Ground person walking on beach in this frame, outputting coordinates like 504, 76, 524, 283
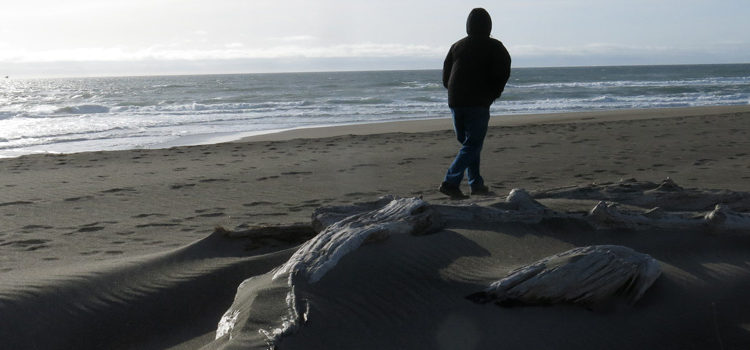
439, 8, 511, 199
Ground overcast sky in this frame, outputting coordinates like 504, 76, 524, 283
2, 0, 749, 77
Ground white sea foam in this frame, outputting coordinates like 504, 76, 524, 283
54, 104, 111, 114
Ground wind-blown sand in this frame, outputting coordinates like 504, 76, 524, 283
1, 105, 749, 349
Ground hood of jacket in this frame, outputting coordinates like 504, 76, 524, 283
466, 8, 492, 37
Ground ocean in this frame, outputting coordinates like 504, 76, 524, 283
1, 64, 749, 158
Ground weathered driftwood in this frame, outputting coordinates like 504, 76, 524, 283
704, 204, 750, 231
434, 188, 555, 227
310, 195, 397, 233
432, 185, 750, 233
276, 197, 443, 283
586, 200, 750, 232
214, 197, 443, 349
468, 245, 661, 307
534, 178, 750, 212
502, 188, 551, 213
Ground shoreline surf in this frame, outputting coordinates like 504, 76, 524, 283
2, 105, 749, 159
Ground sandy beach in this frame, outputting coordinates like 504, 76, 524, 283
2, 105, 750, 349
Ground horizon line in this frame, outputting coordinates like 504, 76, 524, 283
5, 61, 750, 80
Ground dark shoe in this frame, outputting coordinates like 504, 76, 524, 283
439, 182, 468, 199
470, 184, 491, 196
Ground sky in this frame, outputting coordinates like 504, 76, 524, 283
1, 0, 749, 78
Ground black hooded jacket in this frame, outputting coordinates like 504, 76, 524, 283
443, 8, 511, 108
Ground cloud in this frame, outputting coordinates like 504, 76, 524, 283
273, 35, 318, 43
506, 42, 750, 57
510, 43, 676, 57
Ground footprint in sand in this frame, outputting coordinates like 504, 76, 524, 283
100, 187, 137, 194
256, 176, 280, 181
21, 225, 53, 231
76, 221, 109, 233
198, 178, 230, 183
0, 238, 50, 251
530, 142, 556, 148
244, 212, 289, 217
80, 250, 101, 256
242, 201, 276, 207
170, 183, 196, 190
64, 196, 94, 202
198, 212, 226, 218
0, 201, 33, 207
135, 222, 180, 228
344, 191, 380, 197
195, 207, 226, 213
132, 213, 168, 219
692, 159, 715, 166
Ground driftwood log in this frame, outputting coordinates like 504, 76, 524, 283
468, 245, 661, 307
214, 197, 443, 348
277, 197, 443, 283
534, 177, 750, 212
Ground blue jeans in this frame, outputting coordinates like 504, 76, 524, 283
443, 106, 490, 188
